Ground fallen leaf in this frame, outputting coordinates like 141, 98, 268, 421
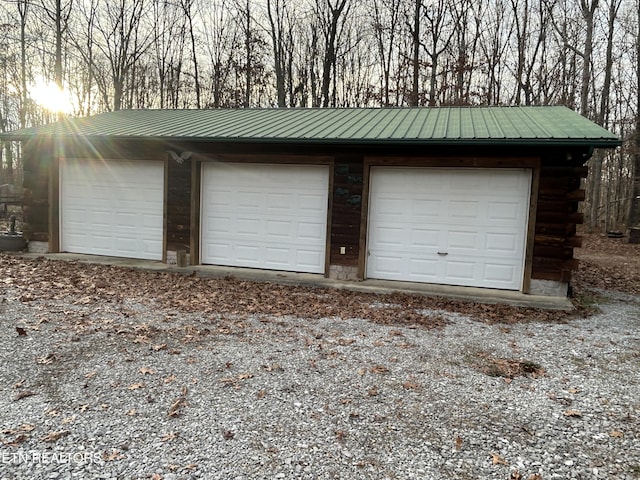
36, 353, 56, 365
222, 430, 234, 440
16, 327, 27, 336
61, 416, 76, 425
403, 380, 420, 390
152, 344, 167, 351
151, 474, 163, 480
164, 375, 177, 384
491, 452, 508, 465
14, 390, 36, 401
84, 371, 97, 379
568, 387, 581, 394
370, 365, 389, 374
455, 435, 463, 450
42, 430, 69, 442
256, 389, 267, 399
564, 409, 583, 417
139, 367, 156, 375
128, 383, 145, 390
335, 429, 346, 443
127, 409, 138, 416
102, 449, 123, 461
161, 431, 179, 442
168, 396, 187, 418
610, 430, 624, 438
3, 434, 29, 446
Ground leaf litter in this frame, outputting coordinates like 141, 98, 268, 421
0, 255, 584, 336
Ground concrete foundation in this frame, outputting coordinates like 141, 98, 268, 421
27, 241, 49, 254
166, 250, 191, 267
329, 264, 359, 281
529, 279, 569, 297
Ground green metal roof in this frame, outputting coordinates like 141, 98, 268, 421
0, 106, 621, 148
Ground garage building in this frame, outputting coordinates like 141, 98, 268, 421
2, 106, 620, 298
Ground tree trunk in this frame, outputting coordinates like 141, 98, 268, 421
18, 0, 28, 129
579, 0, 598, 117
267, 0, 286, 107
320, 0, 348, 108
184, 0, 201, 109
629, 1, 640, 242
588, 0, 620, 231
409, 0, 420, 107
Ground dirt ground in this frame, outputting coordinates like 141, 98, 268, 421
573, 231, 640, 296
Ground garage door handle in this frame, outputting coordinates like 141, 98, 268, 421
437, 252, 448, 256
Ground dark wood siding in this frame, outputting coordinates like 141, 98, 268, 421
22, 140, 51, 242
329, 156, 363, 266
531, 157, 588, 283
166, 159, 191, 253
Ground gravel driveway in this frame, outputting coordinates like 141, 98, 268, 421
1, 260, 639, 480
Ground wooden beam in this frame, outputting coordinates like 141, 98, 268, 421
189, 160, 201, 265
48, 154, 60, 253
324, 159, 335, 277
357, 161, 373, 281
522, 163, 541, 294
162, 155, 169, 263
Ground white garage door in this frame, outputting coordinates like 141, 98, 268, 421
201, 163, 329, 273
367, 167, 531, 290
60, 159, 164, 260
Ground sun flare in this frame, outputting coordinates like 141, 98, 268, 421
29, 77, 73, 113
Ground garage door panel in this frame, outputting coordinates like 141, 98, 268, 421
484, 263, 518, 284
201, 163, 328, 273
298, 222, 324, 240
413, 199, 443, 218
448, 230, 480, 250
367, 167, 531, 290
445, 260, 477, 281
61, 159, 163, 260
486, 233, 519, 253
410, 229, 440, 248
409, 259, 440, 280
370, 254, 405, 276
450, 200, 479, 219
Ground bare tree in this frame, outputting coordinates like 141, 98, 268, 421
371, 0, 401, 106
589, 0, 623, 229
421, 0, 454, 106
315, 0, 349, 107
91, 0, 154, 111
181, 0, 201, 108
267, 0, 292, 107
628, 0, 640, 241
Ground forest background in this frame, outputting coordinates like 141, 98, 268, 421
0, 0, 639, 234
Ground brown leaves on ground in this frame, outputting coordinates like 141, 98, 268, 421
573, 232, 640, 296
476, 353, 545, 380
167, 387, 188, 417
1, 424, 36, 446
41, 430, 70, 442
0, 254, 581, 328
